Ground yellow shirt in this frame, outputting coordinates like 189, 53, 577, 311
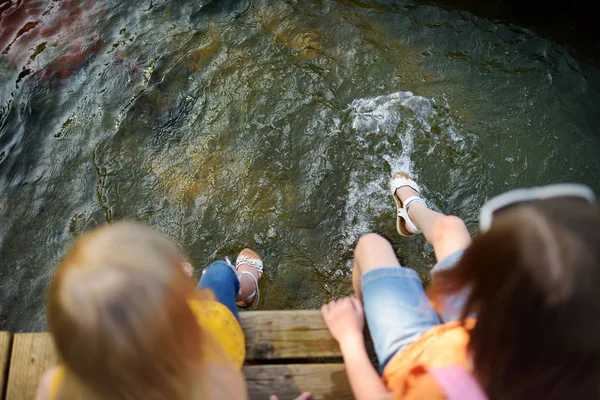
187, 298, 245, 368
50, 297, 245, 398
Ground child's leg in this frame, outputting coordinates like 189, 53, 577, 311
395, 185, 471, 262
394, 182, 472, 322
199, 261, 241, 319
199, 252, 262, 319
351, 201, 471, 300
352, 233, 441, 372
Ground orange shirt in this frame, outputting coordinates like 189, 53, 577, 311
383, 319, 476, 398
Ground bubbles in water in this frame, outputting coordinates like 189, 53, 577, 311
350, 91, 433, 174
342, 91, 463, 247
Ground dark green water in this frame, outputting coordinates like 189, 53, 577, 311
1, 0, 599, 331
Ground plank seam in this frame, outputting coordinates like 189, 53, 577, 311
244, 356, 344, 365
1, 333, 14, 400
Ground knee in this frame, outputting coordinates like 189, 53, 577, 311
432, 215, 468, 243
354, 233, 401, 273
201, 261, 236, 283
355, 233, 392, 258
356, 232, 387, 249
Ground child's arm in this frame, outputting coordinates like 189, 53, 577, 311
321, 297, 390, 400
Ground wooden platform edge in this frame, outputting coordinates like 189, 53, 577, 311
1, 332, 14, 400
240, 310, 374, 361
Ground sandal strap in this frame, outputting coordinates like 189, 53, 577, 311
390, 176, 420, 196
397, 197, 426, 235
235, 255, 263, 276
403, 196, 426, 210
236, 270, 259, 307
398, 206, 422, 234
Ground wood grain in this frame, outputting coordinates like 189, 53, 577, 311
0, 332, 13, 399
6, 333, 57, 400
3, 311, 373, 399
241, 310, 342, 360
241, 310, 374, 361
244, 363, 352, 400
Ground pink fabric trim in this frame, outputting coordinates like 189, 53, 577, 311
430, 365, 488, 400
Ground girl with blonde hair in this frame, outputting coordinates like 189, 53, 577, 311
36, 221, 310, 400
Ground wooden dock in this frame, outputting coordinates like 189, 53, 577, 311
0, 310, 373, 399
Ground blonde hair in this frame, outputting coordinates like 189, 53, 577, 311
47, 222, 246, 400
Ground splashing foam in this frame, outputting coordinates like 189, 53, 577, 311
351, 91, 433, 174
343, 91, 435, 247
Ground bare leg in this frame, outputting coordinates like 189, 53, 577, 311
352, 233, 401, 300
395, 176, 471, 262
352, 175, 471, 298
394, 179, 474, 322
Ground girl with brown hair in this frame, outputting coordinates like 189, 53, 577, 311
35, 222, 310, 400
321, 172, 599, 400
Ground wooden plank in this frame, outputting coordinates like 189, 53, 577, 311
3, 335, 356, 400
241, 311, 339, 360
241, 310, 374, 361
6, 333, 57, 400
0, 332, 13, 399
244, 363, 352, 400
2, 311, 372, 398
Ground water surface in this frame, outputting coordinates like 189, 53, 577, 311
1, 0, 599, 331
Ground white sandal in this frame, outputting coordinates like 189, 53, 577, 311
389, 172, 427, 237
233, 248, 263, 308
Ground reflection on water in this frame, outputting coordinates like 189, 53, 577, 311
1, 0, 599, 331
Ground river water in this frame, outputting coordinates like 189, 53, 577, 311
1, 0, 599, 331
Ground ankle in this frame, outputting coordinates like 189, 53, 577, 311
237, 264, 259, 280
395, 186, 419, 204
406, 201, 427, 229
237, 272, 258, 300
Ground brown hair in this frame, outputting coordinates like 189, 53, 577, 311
429, 198, 600, 400
47, 222, 246, 400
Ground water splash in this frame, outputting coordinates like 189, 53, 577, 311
342, 91, 452, 247
350, 91, 433, 175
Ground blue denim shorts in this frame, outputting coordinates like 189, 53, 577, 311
198, 261, 240, 320
362, 248, 468, 372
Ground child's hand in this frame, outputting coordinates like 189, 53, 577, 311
321, 296, 364, 346
181, 262, 194, 278
270, 392, 312, 400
